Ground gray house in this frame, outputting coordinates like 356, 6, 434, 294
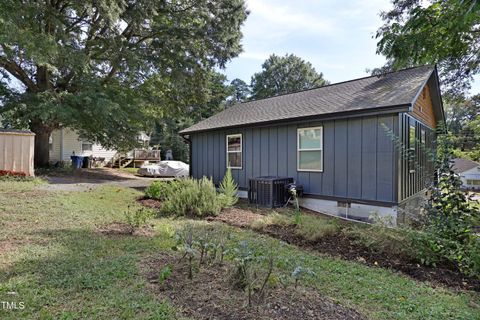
180, 65, 445, 223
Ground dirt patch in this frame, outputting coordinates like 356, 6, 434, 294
214, 207, 480, 292
141, 253, 365, 320
207, 207, 265, 228
95, 222, 155, 237
137, 197, 162, 209
0, 239, 24, 256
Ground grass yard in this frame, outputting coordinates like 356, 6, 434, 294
0, 180, 479, 319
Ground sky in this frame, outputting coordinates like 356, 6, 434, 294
223, 0, 480, 94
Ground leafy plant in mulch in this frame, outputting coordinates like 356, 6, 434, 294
230, 240, 277, 307
218, 167, 239, 207
158, 265, 173, 285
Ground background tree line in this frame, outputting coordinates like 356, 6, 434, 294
153, 53, 328, 162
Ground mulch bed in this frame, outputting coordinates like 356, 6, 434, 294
95, 222, 155, 237
137, 197, 162, 209
207, 207, 265, 227
211, 208, 480, 292
141, 253, 365, 320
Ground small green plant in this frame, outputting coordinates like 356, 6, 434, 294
230, 240, 275, 307
291, 265, 316, 289
218, 167, 238, 207
124, 207, 155, 233
158, 265, 173, 285
293, 210, 302, 225
175, 226, 198, 279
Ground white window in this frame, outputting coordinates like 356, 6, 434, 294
297, 126, 323, 172
81, 141, 93, 152
420, 129, 426, 144
409, 123, 416, 150
226, 134, 242, 169
467, 179, 480, 186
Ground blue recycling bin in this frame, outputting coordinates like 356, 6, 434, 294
70, 156, 84, 169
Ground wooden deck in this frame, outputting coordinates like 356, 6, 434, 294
111, 149, 161, 168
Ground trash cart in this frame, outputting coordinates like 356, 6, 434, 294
70, 156, 84, 169
82, 156, 91, 168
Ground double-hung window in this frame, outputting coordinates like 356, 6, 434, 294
297, 127, 323, 172
81, 141, 93, 152
226, 134, 242, 169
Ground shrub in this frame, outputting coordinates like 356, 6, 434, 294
145, 181, 171, 200
420, 132, 480, 276
218, 168, 238, 207
160, 177, 223, 217
0, 170, 27, 178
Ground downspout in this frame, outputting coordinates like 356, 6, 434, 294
181, 134, 192, 177
60, 128, 64, 161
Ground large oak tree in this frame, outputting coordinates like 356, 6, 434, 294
375, 0, 480, 95
250, 54, 328, 99
0, 0, 248, 166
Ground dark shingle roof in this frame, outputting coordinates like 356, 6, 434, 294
452, 158, 480, 173
181, 65, 435, 134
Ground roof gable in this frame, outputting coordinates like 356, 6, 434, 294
181, 65, 436, 134
452, 158, 480, 174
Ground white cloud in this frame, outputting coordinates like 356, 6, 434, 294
245, 0, 336, 38
227, 0, 394, 83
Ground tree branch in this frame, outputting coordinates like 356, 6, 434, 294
0, 57, 37, 92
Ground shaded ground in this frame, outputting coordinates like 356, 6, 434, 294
209, 206, 480, 292
95, 222, 155, 237
37, 168, 171, 191
141, 253, 366, 320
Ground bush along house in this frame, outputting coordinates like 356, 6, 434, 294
180, 66, 445, 224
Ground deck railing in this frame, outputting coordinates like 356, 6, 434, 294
133, 149, 161, 160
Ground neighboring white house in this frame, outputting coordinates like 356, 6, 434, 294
49, 128, 117, 165
452, 158, 480, 190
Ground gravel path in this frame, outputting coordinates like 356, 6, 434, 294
36, 168, 172, 192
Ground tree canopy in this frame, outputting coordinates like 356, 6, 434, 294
444, 94, 480, 160
228, 78, 251, 104
250, 54, 328, 99
0, 0, 248, 166
375, 0, 480, 95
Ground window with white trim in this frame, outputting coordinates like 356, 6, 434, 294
81, 141, 93, 152
226, 134, 242, 169
466, 179, 480, 186
297, 127, 323, 171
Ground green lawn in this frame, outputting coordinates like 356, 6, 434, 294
0, 180, 478, 319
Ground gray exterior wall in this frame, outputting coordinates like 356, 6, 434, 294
190, 114, 399, 204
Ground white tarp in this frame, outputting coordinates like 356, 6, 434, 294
137, 161, 189, 177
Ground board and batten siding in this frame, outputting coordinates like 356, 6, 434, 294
190, 114, 398, 203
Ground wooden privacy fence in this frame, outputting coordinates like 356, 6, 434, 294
0, 129, 35, 176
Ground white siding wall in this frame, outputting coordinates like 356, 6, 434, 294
90, 143, 117, 162
49, 130, 62, 161
49, 128, 117, 163
460, 167, 480, 190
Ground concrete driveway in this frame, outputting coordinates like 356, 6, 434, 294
37, 168, 173, 192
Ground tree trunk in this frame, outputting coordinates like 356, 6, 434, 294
30, 122, 53, 167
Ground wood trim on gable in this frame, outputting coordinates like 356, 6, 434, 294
412, 84, 436, 128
